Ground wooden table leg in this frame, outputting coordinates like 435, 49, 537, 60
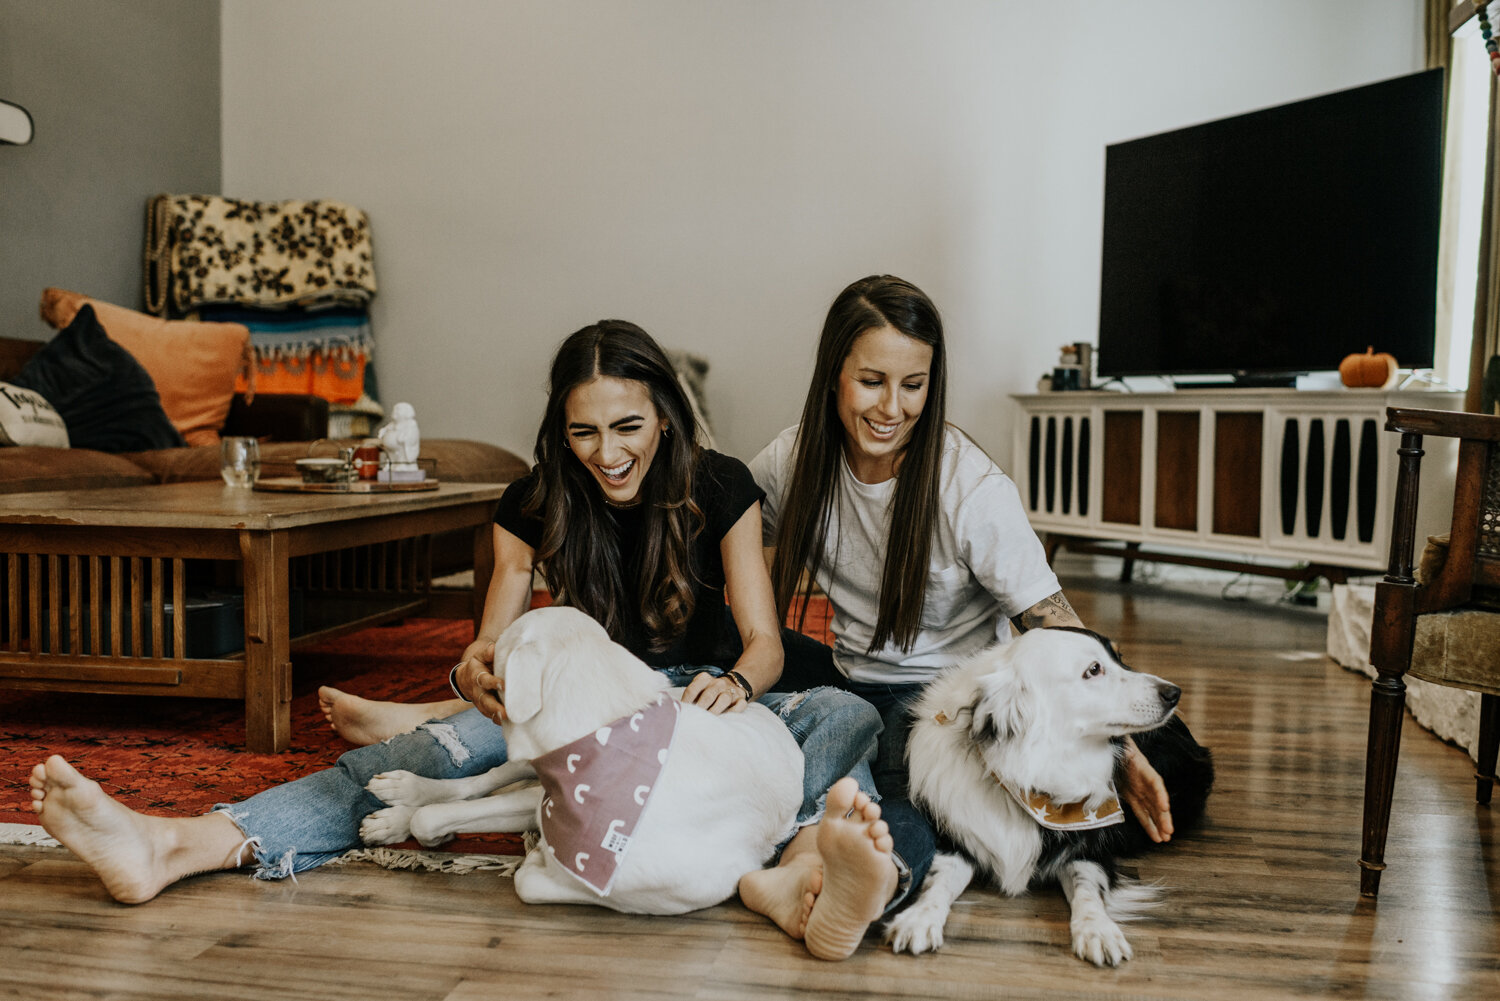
241, 529, 292, 752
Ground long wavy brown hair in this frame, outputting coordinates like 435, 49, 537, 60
770, 275, 947, 654
524, 320, 703, 651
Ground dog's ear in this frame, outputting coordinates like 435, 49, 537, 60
970, 670, 1031, 747
498, 634, 546, 724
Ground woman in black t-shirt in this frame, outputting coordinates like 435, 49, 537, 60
325, 320, 791, 726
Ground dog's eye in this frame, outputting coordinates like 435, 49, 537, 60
1083, 661, 1103, 679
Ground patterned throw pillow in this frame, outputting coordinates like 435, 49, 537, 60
10, 305, 185, 453
0, 380, 69, 448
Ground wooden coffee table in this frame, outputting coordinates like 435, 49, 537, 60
0, 480, 507, 751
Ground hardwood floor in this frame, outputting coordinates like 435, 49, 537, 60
3, 558, 1497, 1000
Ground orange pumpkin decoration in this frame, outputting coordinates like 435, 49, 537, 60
1339, 346, 1398, 389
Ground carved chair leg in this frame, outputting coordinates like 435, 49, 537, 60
1360, 671, 1408, 897
1477, 692, 1500, 806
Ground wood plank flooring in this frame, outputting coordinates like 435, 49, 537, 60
3, 558, 1498, 1000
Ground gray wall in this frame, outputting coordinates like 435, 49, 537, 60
222, 0, 1424, 465
0, 0, 220, 342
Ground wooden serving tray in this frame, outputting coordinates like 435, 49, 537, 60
253, 477, 441, 494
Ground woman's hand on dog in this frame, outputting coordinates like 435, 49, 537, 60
1120, 737, 1173, 842
680, 672, 749, 715
455, 640, 507, 722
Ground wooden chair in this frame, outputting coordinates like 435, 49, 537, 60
1362, 407, 1500, 896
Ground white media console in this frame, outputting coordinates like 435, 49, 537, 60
1011, 388, 1465, 581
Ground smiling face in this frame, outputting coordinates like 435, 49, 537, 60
835, 324, 934, 483
564, 375, 667, 506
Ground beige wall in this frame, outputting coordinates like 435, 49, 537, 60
221, 0, 1423, 465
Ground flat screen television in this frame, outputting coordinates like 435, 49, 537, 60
1096, 68, 1444, 386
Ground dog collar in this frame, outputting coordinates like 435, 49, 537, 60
532, 693, 679, 895
994, 776, 1125, 831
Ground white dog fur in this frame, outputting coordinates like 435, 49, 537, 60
358, 605, 803, 915
887, 627, 1182, 965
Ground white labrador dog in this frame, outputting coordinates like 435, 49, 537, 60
887, 626, 1212, 966
358, 605, 803, 915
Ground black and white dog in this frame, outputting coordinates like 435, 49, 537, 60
888, 627, 1214, 965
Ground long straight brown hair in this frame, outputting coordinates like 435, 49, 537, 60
770, 275, 947, 653
524, 320, 703, 651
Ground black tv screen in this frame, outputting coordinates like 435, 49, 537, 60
1096, 68, 1443, 383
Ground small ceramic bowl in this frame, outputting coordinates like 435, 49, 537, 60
295, 457, 353, 483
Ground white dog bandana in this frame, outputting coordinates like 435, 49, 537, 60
531, 694, 679, 895
996, 777, 1125, 831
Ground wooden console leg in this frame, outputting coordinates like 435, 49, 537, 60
1120, 541, 1141, 583
1360, 671, 1408, 896
241, 529, 292, 753
1318, 565, 1349, 586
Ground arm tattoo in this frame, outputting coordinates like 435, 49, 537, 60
1011, 590, 1082, 632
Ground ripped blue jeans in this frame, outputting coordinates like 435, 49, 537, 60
215, 668, 880, 879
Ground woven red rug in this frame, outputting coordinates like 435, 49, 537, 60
0, 618, 477, 830
2, 597, 834, 854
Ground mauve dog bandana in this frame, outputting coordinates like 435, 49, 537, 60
531, 693, 680, 894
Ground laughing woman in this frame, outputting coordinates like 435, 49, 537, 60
29, 321, 887, 959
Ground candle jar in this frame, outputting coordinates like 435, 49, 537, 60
354, 439, 384, 481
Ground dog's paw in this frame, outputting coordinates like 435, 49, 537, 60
1071, 916, 1133, 967
409, 806, 458, 849
359, 806, 416, 845
366, 770, 449, 807
883, 905, 946, 954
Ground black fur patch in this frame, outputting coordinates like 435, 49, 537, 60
1047, 625, 1132, 668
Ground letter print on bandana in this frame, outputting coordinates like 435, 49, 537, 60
531, 693, 680, 894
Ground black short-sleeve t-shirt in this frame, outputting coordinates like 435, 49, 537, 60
494, 449, 764, 668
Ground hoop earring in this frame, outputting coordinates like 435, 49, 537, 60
662, 424, 672, 439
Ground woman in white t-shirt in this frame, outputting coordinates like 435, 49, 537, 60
737, 275, 1173, 957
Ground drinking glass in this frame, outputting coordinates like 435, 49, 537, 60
220, 436, 260, 487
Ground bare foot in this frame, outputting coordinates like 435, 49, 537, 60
739, 848, 824, 939
319, 687, 464, 746
29, 756, 246, 904
803, 777, 898, 961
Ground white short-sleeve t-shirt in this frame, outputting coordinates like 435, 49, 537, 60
750, 424, 1061, 684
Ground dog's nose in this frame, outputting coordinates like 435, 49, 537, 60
1158, 683, 1181, 709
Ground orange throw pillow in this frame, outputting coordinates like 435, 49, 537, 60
40, 288, 252, 447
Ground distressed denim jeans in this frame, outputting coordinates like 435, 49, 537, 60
217, 665, 880, 879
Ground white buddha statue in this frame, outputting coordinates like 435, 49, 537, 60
378, 402, 421, 472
